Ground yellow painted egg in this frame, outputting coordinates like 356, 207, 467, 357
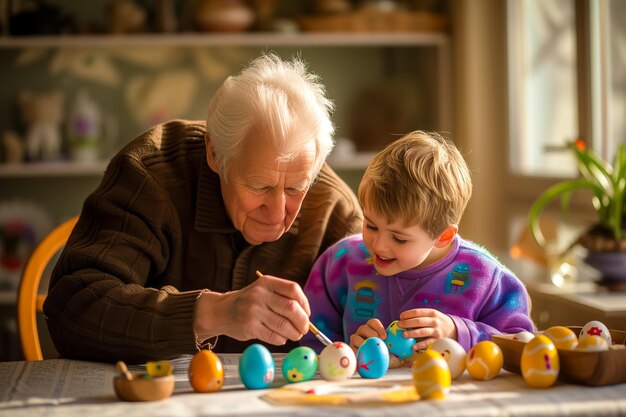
465, 340, 502, 381
520, 334, 560, 388
579, 320, 612, 346
412, 349, 451, 400
543, 326, 578, 350
429, 338, 466, 379
575, 335, 609, 352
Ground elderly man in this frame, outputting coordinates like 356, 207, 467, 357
44, 53, 362, 363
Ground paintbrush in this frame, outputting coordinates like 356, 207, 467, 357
255, 270, 332, 346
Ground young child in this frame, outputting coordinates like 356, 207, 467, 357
302, 131, 534, 355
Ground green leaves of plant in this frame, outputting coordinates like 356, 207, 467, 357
528, 141, 626, 249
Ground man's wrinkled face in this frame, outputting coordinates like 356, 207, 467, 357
216, 135, 316, 245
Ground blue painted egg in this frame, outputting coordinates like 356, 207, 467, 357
357, 337, 389, 379
386, 320, 415, 359
239, 344, 275, 389
282, 346, 318, 383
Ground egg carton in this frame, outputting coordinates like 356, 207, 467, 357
492, 326, 626, 386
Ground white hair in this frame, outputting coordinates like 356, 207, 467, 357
205, 53, 335, 180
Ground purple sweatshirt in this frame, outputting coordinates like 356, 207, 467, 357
302, 234, 535, 352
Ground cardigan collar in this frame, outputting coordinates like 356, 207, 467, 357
194, 155, 236, 233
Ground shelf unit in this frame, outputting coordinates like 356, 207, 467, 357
0, 31, 451, 176
0, 161, 109, 177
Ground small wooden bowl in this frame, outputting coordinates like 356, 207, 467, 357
113, 374, 175, 402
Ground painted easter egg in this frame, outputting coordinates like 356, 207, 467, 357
188, 350, 224, 393
412, 349, 451, 400
282, 346, 318, 383
319, 341, 357, 381
575, 335, 609, 352
429, 338, 466, 379
521, 334, 560, 388
543, 326, 578, 350
357, 337, 390, 379
386, 320, 416, 359
465, 340, 502, 381
146, 360, 173, 377
239, 344, 275, 389
512, 331, 535, 343
579, 320, 612, 346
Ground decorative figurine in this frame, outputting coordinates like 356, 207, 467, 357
19, 89, 64, 162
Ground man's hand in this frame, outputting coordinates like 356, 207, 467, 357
398, 308, 457, 351
349, 318, 387, 352
194, 274, 311, 346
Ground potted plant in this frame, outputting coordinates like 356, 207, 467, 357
528, 139, 626, 287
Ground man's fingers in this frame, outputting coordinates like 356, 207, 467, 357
256, 322, 288, 346
267, 299, 308, 340
260, 275, 311, 317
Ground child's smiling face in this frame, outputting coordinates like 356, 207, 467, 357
361, 207, 440, 276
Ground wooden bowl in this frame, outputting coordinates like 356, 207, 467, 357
113, 374, 175, 402
492, 327, 626, 386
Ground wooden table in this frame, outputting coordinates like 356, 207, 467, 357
1, 354, 625, 417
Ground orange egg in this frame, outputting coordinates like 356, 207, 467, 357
521, 334, 559, 388
543, 326, 578, 350
189, 350, 224, 393
466, 340, 502, 381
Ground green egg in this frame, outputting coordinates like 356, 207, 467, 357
282, 346, 318, 383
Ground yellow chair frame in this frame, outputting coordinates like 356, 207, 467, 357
17, 216, 78, 361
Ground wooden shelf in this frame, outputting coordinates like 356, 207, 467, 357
0, 156, 371, 177
0, 161, 108, 178
0, 32, 449, 48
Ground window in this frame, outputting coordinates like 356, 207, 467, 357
507, 0, 626, 178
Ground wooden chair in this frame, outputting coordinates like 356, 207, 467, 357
17, 216, 78, 361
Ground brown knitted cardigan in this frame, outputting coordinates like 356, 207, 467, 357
44, 120, 362, 363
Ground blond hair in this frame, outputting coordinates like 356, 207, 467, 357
358, 131, 472, 238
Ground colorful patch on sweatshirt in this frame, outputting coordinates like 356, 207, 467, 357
445, 262, 470, 294
348, 280, 380, 319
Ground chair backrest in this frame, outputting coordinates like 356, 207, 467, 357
17, 216, 78, 361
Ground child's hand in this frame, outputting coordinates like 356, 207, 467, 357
349, 318, 387, 352
398, 308, 457, 351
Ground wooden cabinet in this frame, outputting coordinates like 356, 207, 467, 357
528, 283, 626, 331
